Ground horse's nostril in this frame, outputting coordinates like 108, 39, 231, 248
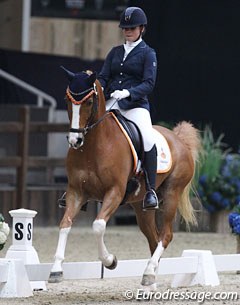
76, 138, 82, 145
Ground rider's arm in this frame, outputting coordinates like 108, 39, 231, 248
128, 48, 157, 101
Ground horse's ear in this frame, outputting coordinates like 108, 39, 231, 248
60, 66, 75, 81
88, 71, 97, 85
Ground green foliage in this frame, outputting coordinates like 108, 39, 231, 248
197, 125, 229, 181
196, 126, 240, 213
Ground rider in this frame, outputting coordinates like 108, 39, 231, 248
98, 7, 158, 210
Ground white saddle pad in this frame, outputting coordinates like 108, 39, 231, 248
152, 128, 172, 173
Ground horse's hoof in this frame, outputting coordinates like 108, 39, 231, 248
105, 255, 118, 270
48, 271, 63, 283
141, 274, 157, 291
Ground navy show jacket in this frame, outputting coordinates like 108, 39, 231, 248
98, 40, 157, 111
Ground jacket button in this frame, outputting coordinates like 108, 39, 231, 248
120, 72, 123, 75
120, 63, 123, 66
119, 81, 122, 84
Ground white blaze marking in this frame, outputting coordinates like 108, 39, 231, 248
69, 104, 81, 144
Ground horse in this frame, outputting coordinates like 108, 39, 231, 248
48, 68, 201, 291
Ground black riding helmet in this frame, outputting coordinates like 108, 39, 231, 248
119, 7, 147, 29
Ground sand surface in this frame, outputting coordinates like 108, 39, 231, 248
0, 225, 239, 304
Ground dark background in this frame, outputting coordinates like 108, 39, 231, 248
31, 0, 128, 20
1, 0, 240, 150
139, 0, 240, 151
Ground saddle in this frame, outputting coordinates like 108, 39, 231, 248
109, 109, 144, 164
109, 109, 145, 205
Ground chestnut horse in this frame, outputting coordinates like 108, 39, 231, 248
49, 68, 201, 290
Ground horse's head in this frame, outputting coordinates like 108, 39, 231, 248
62, 66, 99, 149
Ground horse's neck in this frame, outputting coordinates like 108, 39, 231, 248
98, 93, 107, 116
94, 90, 107, 122
95, 80, 107, 117
96, 105, 106, 120
90, 83, 109, 135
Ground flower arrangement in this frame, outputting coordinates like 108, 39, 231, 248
228, 203, 240, 235
0, 213, 10, 250
196, 126, 240, 213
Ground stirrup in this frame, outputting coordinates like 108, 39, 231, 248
58, 192, 66, 209
142, 189, 159, 211
58, 192, 88, 211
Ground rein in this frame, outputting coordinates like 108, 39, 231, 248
69, 112, 111, 135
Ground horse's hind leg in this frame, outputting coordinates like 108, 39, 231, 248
48, 188, 83, 283
132, 203, 159, 255
136, 189, 180, 291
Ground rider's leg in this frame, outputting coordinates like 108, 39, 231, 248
121, 108, 158, 210
142, 144, 158, 210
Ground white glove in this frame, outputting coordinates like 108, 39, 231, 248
110, 89, 130, 101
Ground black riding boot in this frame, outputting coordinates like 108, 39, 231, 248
142, 145, 159, 210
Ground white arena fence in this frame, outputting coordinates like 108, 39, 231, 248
0, 208, 240, 298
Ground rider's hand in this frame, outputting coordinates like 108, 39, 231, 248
110, 89, 130, 101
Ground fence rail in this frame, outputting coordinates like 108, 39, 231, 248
0, 106, 68, 208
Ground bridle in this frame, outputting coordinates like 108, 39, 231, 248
66, 86, 95, 105
66, 82, 110, 148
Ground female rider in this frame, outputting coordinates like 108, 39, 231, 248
98, 7, 158, 210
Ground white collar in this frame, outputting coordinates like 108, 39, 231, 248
124, 37, 142, 49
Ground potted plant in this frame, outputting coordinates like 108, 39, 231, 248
228, 203, 240, 274
0, 213, 10, 251
196, 126, 240, 232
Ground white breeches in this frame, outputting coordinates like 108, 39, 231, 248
106, 100, 155, 152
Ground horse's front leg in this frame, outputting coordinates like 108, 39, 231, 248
48, 188, 83, 283
132, 202, 161, 291
92, 218, 117, 269
92, 187, 122, 269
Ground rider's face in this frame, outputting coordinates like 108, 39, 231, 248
122, 26, 142, 42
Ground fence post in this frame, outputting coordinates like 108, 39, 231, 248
16, 106, 30, 208
5, 208, 46, 291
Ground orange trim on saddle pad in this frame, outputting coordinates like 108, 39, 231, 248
110, 112, 138, 173
110, 112, 173, 174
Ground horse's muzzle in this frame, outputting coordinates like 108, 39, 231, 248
67, 135, 84, 149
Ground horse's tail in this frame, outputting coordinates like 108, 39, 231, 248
173, 121, 202, 228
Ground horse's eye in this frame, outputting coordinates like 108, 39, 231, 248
86, 99, 93, 106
